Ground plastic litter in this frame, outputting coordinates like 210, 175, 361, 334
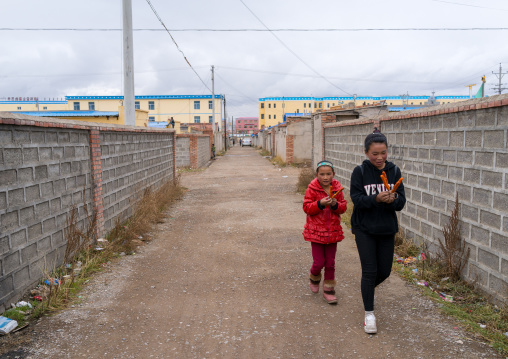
403, 257, 417, 265
0, 316, 18, 335
15, 301, 32, 309
504, 332, 508, 337
412, 268, 418, 274
94, 247, 104, 251
479, 324, 486, 329
44, 278, 61, 286
416, 280, 428, 287
34, 296, 43, 301
441, 277, 449, 282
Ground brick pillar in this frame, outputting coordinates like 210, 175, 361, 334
272, 130, 275, 157
286, 135, 294, 164
89, 129, 105, 239
172, 131, 177, 180
190, 134, 198, 169
322, 123, 326, 161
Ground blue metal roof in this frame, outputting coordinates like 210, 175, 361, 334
387, 106, 425, 112
66, 95, 222, 100
17, 111, 119, 117
259, 95, 469, 101
148, 121, 170, 128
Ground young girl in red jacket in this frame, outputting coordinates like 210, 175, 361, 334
303, 161, 347, 304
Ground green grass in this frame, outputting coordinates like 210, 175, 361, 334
2, 305, 33, 327
259, 149, 270, 157
394, 261, 508, 355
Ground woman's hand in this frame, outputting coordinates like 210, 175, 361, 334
376, 191, 395, 203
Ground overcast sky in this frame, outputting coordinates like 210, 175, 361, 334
1, 0, 507, 117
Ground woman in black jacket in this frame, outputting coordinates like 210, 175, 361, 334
350, 132, 406, 334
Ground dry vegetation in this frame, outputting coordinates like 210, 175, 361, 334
1, 177, 185, 347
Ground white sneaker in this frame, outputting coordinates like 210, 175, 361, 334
364, 313, 377, 334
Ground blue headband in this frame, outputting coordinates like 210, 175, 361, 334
316, 161, 334, 172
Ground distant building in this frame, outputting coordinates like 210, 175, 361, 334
0, 94, 224, 128
258, 95, 470, 127
235, 117, 259, 134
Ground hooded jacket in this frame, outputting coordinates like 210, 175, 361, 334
350, 159, 406, 235
303, 178, 348, 244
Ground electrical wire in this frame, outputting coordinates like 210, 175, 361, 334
144, 0, 211, 92
239, 0, 352, 96
428, 0, 508, 12
2, 27, 508, 31
214, 71, 259, 103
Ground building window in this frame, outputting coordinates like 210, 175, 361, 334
43, 106, 47, 110
274, 115, 276, 119
269, 115, 271, 119
193, 101, 200, 110
319, 103, 322, 108
314, 103, 317, 108
74, 102, 80, 110
88, 102, 95, 110
209, 116, 213, 123
274, 103, 276, 108
411, 102, 414, 105
268, 104, 271, 108
420, 102, 422, 105
208, 100, 213, 109
261, 114, 264, 119
296, 109, 299, 113
149, 116, 155, 121
332, 103, 335, 107
261, 103, 264, 109
304, 103, 306, 108
135, 101, 140, 109
390, 102, 392, 105
327, 103, 330, 108
309, 103, 311, 108
16, 106, 21, 110
194, 116, 200, 123
149, 101, 155, 110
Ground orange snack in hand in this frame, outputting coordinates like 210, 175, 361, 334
380, 171, 391, 192
391, 178, 403, 193
330, 187, 344, 199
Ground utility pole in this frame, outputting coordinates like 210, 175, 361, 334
223, 95, 227, 152
122, 0, 135, 126
492, 63, 508, 95
211, 65, 215, 137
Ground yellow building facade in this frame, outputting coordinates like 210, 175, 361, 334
0, 95, 223, 127
258, 95, 470, 128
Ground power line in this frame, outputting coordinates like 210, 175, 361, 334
3, 27, 507, 32
239, 0, 352, 96
214, 71, 259, 103
428, 0, 508, 12
144, 0, 211, 92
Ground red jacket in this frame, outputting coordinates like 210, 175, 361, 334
303, 178, 347, 244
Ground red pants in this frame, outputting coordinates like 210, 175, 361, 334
310, 242, 337, 281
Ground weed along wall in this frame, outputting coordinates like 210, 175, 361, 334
0, 112, 176, 312
322, 94, 508, 303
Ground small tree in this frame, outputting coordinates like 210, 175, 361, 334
437, 192, 470, 281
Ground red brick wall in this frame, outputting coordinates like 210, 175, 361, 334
286, 135, 294, 164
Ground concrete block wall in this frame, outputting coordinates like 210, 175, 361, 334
322, 94, 508, 303
176, 134, 210, 169
176, 137, 191, 168
100, 131, 175, 232
0, 113, 176, 311
197, 136, 210, 168
0, 124, 92, 312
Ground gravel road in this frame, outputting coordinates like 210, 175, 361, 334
7, 146, 501, 358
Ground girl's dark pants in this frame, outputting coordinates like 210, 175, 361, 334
354, 229, 395, 311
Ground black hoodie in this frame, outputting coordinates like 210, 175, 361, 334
350, 159, 406, 236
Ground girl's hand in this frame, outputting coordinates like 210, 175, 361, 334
320, 197, 333, 207
330, 198, 338, 207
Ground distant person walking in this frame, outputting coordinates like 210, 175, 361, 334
240, 138, 243, 146
373, 127, 380, 133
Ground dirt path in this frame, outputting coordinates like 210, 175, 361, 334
13, 146, 500, 358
